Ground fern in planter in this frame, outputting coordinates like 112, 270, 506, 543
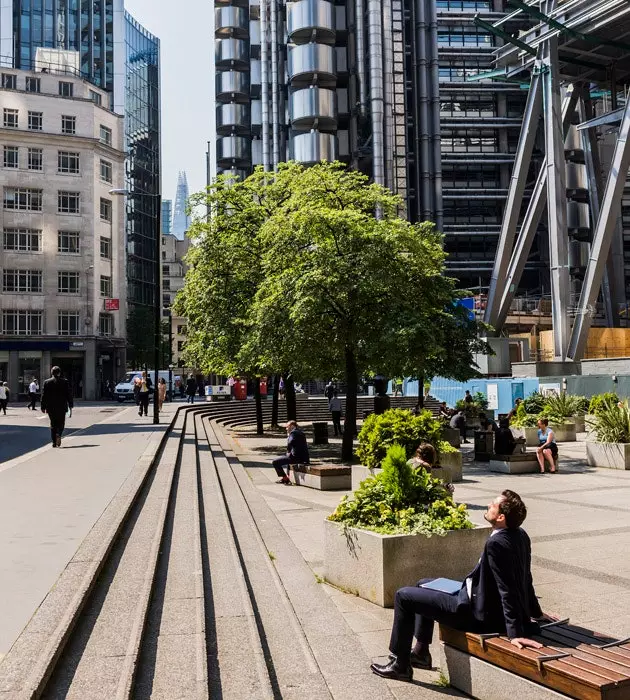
509, 404, 539, 429
523, 391, 546, 415
329, 444, 473, 535
588, 393, 620, 416
542, 392, 581, 426
587, 399, 630, 443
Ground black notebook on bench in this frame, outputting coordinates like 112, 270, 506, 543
420, 578, 462, 595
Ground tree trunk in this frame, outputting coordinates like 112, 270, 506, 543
417, 373, 424, 411
271, 373, 280, 428
342, 348, 358, 462
254, 377, 264, 435
285, 373, 297, 421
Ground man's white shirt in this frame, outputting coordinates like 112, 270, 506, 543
29, 382, 38, 393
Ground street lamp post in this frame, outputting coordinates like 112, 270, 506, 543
110, 188, 161, 424
168, 363, 173, 402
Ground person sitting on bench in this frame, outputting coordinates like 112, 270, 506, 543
494, 418, 517, 455
536, 418, 558, 474
371, 489, 550, 682
273, 420, 310, 485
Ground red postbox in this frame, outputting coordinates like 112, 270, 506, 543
260, 378, 268, 396
233, 379, 247, 400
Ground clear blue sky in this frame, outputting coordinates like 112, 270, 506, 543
124, 0, 213, 202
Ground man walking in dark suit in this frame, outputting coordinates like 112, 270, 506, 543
371, 489, 548, 682
41, 366, 74, 448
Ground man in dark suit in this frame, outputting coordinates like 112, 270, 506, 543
273, 420, 310, 484
41, 366, 73, 448
371, 490, 548, 682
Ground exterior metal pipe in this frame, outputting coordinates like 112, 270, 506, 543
367, 0, 385, 185
567, 93, 630, 361
355, 0, 367, 117
382, 0, 395, 189
409, 0, 422, 220
428, 0, 443, 230
270, 0, 280, 169
415, 0, 431, 216
484, 70, 542, 328
261, 0, 270, 171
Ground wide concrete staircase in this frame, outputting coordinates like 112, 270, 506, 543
0, 406, 396, 699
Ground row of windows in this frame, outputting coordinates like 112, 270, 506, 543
1, 310, 114, 336
2, 73, 76, 97
1, 270, 112, 296
2, 229, 111, 258
2, 145, 113, 182
437, 28, 493, 47
2, 107, 113, 145
3, 188, 113, 220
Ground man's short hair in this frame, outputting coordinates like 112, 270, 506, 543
499, 489, 527, 529
286, 420, 298, 429
51, 366, 61, 377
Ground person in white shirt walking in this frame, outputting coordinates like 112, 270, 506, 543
0, 382, 9, 415
27, 377, 39, 410
329, 390, 343, 437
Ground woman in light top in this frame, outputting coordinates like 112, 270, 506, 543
158, 377, 167, 411
536, 418, 557, 473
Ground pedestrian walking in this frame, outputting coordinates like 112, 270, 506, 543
0, 382, 9, 415
185, 375, 196, 404
27, 377, 39, 410
158, 377, 167, 411
133, 375, 142, 405
329, 390, 343, 436
324, 380, 335, 401
138, 372, 150, 417
41, 367, 73, 447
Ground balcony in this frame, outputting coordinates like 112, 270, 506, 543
215, 70, 249, 103
215, 38, 249, 69
287, 0, 335, 45
289, 131, 337, 163
216, 103, 250, 135
288, 43, 336, 87
215, 7, 249, 38
289, 87, 337, 129
216, 136, 251, 166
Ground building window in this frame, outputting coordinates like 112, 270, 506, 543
25, 76, 41, 93
58, 151, 80, 174
58, 191, 80, 214
1, 73, 17, 89
3, 188, 42, 211
59, 81, 74, 97
99, 313, 113, 337
57, 311, 80, 336
28, 148, 43, 171
58, 231, 80, 254
163, 279, 171, 290
177, 325, 187, 335
2, 269, 43, 293
3, 108, 18, 128
100, 125, 112, 146
3, 229, 42, 252
100, 275, 112, 298
100, 198, 112, 222
162, 264, 169, 275
3, 146, 18, 169
89, 89, 102, 106
2, 310, 42, 335
177, 340, 185, 352
61, 115, 76, 135
58, 271, 80, 294
100, 236, 112, 259
99, 159, 113, 184
28, 111, 43, 131
163, 294, 171, 307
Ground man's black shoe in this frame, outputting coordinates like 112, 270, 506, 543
370, 658, 412, 682
410, 650, 432, 669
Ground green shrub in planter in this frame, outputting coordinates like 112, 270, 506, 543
509, 404, 540, 429
587, 398, 630, 443
328, 444, 472, 535
542, 392, 582, 426
523, 391, 546, 415
573, 396, 589, 415
357, 408, 443, 469
588, 393, 620, 417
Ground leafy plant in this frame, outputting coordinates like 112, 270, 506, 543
587, 398, 630, 443
588, 393, 620, 416
573, 395, 589, 415
357, 408, 444, 469
328, 444, 473, 535
510, 404, 540, 429
436, 440, 458, 455
542, 392, 581, 426
473, 391, 489, 410
455, 398, 480, 421
523, 391, 546, 415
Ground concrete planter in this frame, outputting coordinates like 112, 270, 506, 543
513, 426, 540, 447
551, 423, 576, 442
351, 465, 381, 491
437, 451, 463, 483
573, 416, 586, 433
324, 520, 491, 607
586, 441, 630, 470
441, 426, 461, 449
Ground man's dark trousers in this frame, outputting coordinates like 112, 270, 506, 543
273, 456, 292, 478
389, 579, 479, 664
332, 411, 342, 436
49, 410, 66, 445
28, 392, 37, 410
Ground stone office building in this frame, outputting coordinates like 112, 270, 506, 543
0, 66, 126, 399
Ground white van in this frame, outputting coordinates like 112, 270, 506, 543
114, 370, 181, 402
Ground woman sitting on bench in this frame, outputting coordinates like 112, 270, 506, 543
536, 418, 558, 473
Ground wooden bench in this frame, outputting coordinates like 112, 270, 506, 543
439, 621, 630, 699
290, 464, 351, 491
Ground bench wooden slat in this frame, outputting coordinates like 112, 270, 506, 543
543, 625, 624, 651
541, 630, 630, 672
440, 626, 630, 700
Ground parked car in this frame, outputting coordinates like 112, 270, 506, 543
115, 370, 180, 402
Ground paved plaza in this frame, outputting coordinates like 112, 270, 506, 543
1, 407, 629, 697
